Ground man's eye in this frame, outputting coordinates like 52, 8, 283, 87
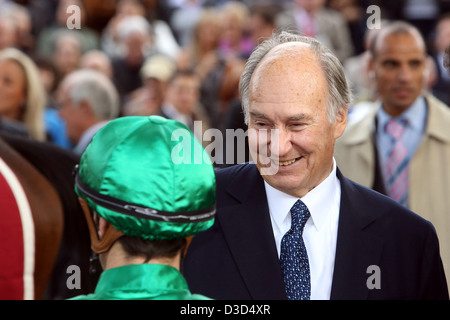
409, 60, 422, 68
383, 60, 398, 68
289, 123, 306, 130
254, 121, 271, 128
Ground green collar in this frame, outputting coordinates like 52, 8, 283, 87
70, 264, 210, 300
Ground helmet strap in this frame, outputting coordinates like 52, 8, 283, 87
78, 197, 125, 254
182, 235, 193, 258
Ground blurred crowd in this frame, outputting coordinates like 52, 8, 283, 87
0, 0, 450, 161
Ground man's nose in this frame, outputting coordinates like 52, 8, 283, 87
397, 65, 414, 82
270, 128, 292, 158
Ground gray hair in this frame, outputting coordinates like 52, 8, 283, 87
239, 31, 352, 124
116, 15, 153, 41
64, 69, 120, 120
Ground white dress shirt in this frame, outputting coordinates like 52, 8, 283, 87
265, 158, 341, 300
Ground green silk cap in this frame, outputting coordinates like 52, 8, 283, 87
75, 116, 216, 240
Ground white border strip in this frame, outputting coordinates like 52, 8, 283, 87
0, 157, 35, 300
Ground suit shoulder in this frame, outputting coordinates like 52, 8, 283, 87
214, 163, 263, 207
215, 163, 257, 184
426, 93, 450, 112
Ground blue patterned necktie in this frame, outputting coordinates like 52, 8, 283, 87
280, 199, 311, 300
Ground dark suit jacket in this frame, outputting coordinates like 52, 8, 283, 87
183, 163, 449, 300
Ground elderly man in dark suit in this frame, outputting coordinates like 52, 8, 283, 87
182, 31, 449, 300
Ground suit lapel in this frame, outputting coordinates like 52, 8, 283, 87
218, 165, 286, 299
330, 170, 384, 299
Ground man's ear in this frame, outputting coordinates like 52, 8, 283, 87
79, 100, 94, 116
367, 57, 376, 81
334, 107, 348, 139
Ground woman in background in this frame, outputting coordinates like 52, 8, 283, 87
0, 47, 46, 141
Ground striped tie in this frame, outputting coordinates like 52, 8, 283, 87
280, 200, 311, 300
383, 118, 409, 207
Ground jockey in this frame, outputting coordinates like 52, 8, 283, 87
70, 115, 216, 300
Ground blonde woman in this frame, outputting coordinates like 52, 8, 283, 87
0, 47, 46, 141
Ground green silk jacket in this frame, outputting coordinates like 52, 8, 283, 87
69, 263, 211, 300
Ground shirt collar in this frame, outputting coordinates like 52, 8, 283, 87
94, 264, 188, 298
377, 95, 427, 132
265, 158, 339, 232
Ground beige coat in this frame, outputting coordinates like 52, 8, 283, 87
335, 94, 450, 287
